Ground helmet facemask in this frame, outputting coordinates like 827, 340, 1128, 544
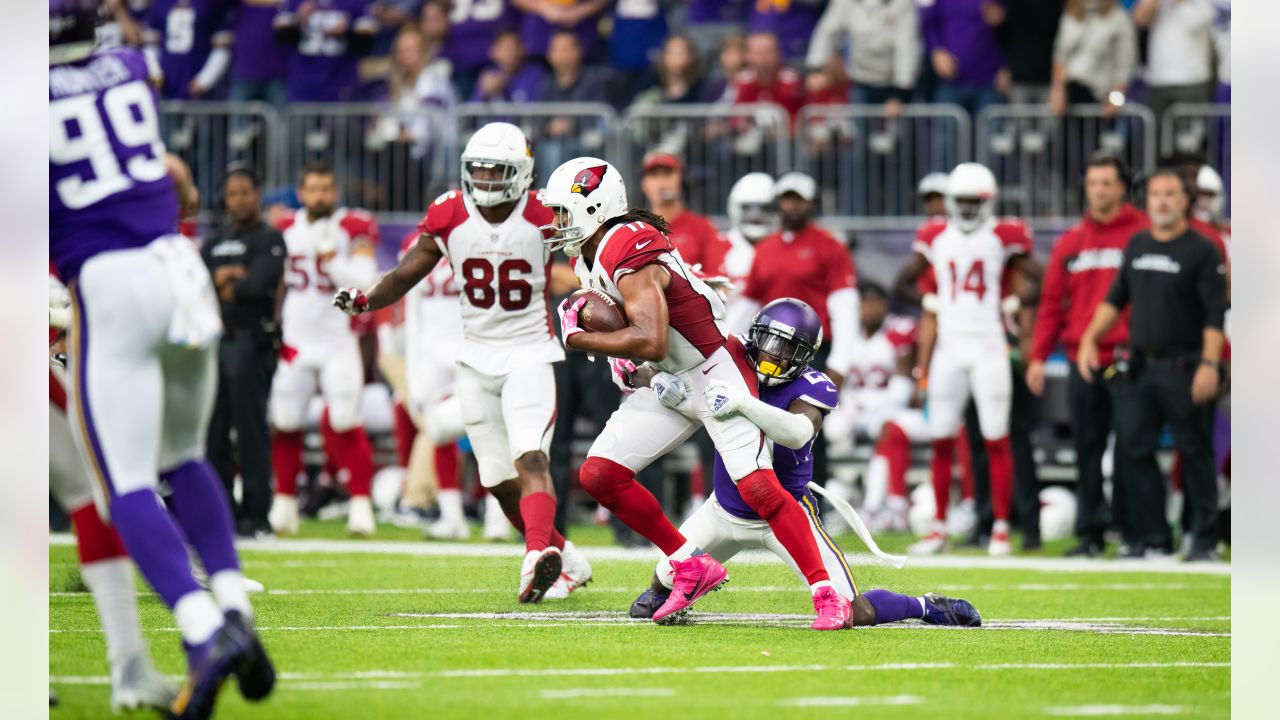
541, 205, 589, 256
947, 195, 991, 233
462, 159, 525, 207
735, 202, 777, 241
748, 323, 818, 386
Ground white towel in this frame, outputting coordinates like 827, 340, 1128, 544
149, 235, 223, 349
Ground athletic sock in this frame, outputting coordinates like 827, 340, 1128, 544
863, 588, 927, 624
271, 430, 304, 496
70, 503, 127, 564
163, 460, 241, 577
107, 489, 204, 609
210, 569, 252, 618
957, 430, 975, 501
810, 579, 833, 594
434, 443, 459, 490
502, 503, 567, 549
985, 437, 1014, 522
738, 470, 830, 585
579, 457, 685, 556
174, 590, 224, 649
81, 558, 146, 669
392, 402, 416, 469
930, 438, 957, 522
325, 425, 375, 497
879, 422, 911, 499
518, 492, 557, 552
437, 489, 465, 524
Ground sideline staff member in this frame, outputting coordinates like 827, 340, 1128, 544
202, 167, 287, 538
1077, 169, 1227, 561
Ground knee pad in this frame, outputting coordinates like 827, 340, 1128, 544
737, 471, 788, 520
325, 400, 363, 433
579, 456, 633, 500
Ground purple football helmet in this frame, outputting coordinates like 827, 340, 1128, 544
50, 0, 99, 66
747, 298, 824, 386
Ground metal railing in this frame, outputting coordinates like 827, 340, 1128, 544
1162, 103, 1231, 210
159, 100, 280, 216
796, 103, 970, 221
976, 103, 1157, 221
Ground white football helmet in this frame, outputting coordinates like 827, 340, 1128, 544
917, 172, 949, 198
945, 162, 998, 233
1195, 164, 1224, 222
540, 157, 629, 257
460, 122, 534, 207
727, 172, 777, 242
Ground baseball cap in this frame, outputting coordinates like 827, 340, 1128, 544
642, 152, 683, 174
917, 172, 949, 197
773, 172, 816, 201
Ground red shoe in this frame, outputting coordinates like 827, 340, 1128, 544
652, 554, 728, 625
811, 586, 853, 630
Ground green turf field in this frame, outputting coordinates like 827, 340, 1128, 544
49, 521, 1230, 719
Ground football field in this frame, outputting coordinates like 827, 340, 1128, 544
49, 522, 1230, 719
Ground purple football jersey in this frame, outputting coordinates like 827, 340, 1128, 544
232, 0, 288, 82
520, 5, 600, 59
280, 0, 375, 102
147, 0, 234, 99
688, 0, 747, 24
746, 0, 825, 60
713, 359, 840, 521
50, 48, 178, 282
442, 0, 520, 73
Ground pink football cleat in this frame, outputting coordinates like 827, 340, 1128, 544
811, 586, 853, 630
652, 554, 728, 625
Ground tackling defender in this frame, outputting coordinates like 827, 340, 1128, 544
628, 299, 981, 629
334, 122, 592, 603
49, 3, 272, 717
543, 157, 851, 630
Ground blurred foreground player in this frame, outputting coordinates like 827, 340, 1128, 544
543, 157, 851, 630
49, 5, 273, 716
629, 300, 980, 629
335, 123, 593, 603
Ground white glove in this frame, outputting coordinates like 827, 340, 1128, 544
333, 287, 369, 316
609, 357, 637, 394
650, 371, 687, 409
557, 295, 587, 347
704, 379, 746, 418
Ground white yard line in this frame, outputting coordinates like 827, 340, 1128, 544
1042, 704, 1189, 715
540, 688, 676, 699
47, 534, 1231, 576
778, 695, 925, 707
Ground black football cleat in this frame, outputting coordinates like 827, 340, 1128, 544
922, 593, 982, 627
629, 588, 670, 619
223, 611, 276, 701
170, 623, 253, 720
1064, 540, 1105, 558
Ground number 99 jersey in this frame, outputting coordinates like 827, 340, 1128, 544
50, 47, 177, 282
913, 218, 1031, 343
417, 189, 565, 375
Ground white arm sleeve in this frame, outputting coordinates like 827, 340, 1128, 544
192, 45, 231, 91
824, 287, 859, 370
740, 394, 818, 450
327, 252, 379, 290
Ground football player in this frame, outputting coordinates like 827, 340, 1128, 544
49, 4, 273, 716
628, 299, 981, 630
825, 282, 928, 532
541, 157, 851, 630
905, 163, 1041, 556
721, 172, 776, 332
267, 163, 381, 536
334, 122, 592, 603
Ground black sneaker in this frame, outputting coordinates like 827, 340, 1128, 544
1184, 549, 1221, 563
1119, 543, 1147, 559
223, 611, 276, 701
1064, 540, 1104, 558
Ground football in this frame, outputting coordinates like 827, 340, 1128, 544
570, 288, 628, 333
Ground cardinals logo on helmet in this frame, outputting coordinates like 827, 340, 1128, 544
570, 165, 608, 196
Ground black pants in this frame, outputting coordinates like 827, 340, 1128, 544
1068, 364, 1115, 545
1112, 359, 1217, 553
207, 331, 277, 533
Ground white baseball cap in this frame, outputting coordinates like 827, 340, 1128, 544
773, 172, 817, 201
917, 172, 949, 197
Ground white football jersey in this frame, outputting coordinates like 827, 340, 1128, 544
913, 218, 1031, 343
280, 208, 378, 349
830, 316, 917, 415
405, 251, 464, 367
417, 189, 564, 375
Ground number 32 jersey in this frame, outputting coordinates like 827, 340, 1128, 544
416, 189, 564, 375
50, 48, 177, 282
913, 218, 1031, 343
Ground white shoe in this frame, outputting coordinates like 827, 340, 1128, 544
544, 574, 572, 600
946, 499, 977, 538
909, 527, 949, 555
244, 576, 266, 593
988, 520, 1013, 556
518, 547, 562, 604
110, 653, 177, 713
483, 495, 512, 541
268, 494, 299, 535
426, 515, 471, 541
347, 496, 376, 537
558, 540, 593, 593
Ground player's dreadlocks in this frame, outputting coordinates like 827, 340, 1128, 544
604, 208, 672, 236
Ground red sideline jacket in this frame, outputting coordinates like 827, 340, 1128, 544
1031, 204, 1149, 366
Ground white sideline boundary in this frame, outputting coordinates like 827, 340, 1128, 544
47, 534, 1232, 576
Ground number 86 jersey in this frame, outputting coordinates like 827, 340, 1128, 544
913, 217, 1031, 343
416, 189, 565, 375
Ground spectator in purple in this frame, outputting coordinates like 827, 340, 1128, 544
746, 0, 826, 61
97, 0, 148, 51
919, 0, 1010, 116
680, 0, 748, 68
515, 0, 608, 61
229, 0, 290, 107
471, 30, 547, 103
534, 31, 612, 169
443, 0, 521, 100
145, 0, 235, 99
610, 0, 669, 100
274, 0, 379, 102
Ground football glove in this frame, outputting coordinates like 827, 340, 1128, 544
704, 379, 746, 418
650, 371, 687, 409
609, 357, 637, 394
557, 295, 588, 347
333, 287, 369, 316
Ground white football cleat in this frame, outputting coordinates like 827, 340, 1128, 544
909, 526, 949, 555
558, 540, 593, 593
988, 520, 1013, 556
426, 515, 471, 541
543, 574, 572, 601
268, 494, 299, 535
347, 495, 376, 537
518, 547, 562, 604
482, 495, 513, 541
243, 576, 266, 593
110, 653, 177, 713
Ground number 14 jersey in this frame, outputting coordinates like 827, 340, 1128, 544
416, 189, 564, 375
913, 218, 1031, 343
